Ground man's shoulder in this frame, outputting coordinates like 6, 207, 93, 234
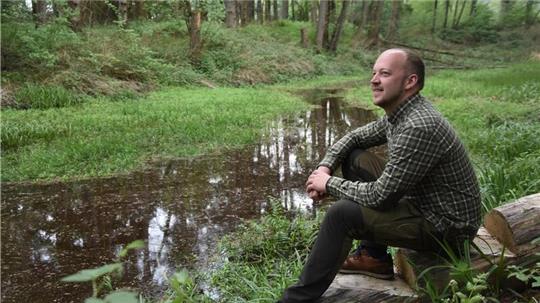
401, 98, 445, 130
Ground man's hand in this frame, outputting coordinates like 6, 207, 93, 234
306, 167, 331, 201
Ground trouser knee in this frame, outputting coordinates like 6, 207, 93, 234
323, 199, 364, 235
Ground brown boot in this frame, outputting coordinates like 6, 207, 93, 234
339, 249, 394, 280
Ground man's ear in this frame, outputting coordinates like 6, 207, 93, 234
405, 74, 418, 90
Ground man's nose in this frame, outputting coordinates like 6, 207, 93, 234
370, 74, 379, 85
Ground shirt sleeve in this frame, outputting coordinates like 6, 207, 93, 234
326, 126, 445, 210
318, 117, 388, 172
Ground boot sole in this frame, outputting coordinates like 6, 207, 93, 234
338, 269, 394, 280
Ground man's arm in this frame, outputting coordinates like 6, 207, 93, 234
318, 118, 387, 173
325, 126, 445, 209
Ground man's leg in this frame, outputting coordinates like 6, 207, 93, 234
342, 149, 389, 259
280, 199, 365, 303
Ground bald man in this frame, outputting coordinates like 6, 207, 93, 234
279, 49, 481, 302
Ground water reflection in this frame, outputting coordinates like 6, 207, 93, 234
1, 94, 377, 302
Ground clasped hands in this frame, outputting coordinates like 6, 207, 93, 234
305, 166, 331, 201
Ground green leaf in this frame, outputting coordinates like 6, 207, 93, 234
119, 240, 145, 258
532, 276, 540, 288
104, 290, 138, 303
61, 263, 123, 282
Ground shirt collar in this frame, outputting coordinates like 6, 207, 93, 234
387, 94, 421, 125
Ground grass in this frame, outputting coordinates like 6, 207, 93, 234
1, 87, 308, 182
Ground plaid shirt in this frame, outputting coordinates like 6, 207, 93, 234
320, 94, 481, 237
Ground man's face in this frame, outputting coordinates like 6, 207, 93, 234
370, 50, 411, 110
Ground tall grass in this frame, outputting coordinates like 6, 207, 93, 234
1, 87, 308, 182
208, 201, 321, 302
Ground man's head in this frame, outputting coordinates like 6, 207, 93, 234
370, 48, 425, 113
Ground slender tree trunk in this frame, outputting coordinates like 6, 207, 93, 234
470, 0, 477, 16
366, 0, 383, 48
248, 0, 255, 22
451, 0, 459, 28
310, 0, 318, 25
273, 0, 279, 20
265, 0, 272, 22
224, 0, 237, 27
117, 0, 128, 26
240, 0, 249, 25
316, 0, 329, 52
281, 0, 289, 19
525, 0, 534, 28
431, 0, 438, 34
442, 0, 450, 31
300, 27, 309, 48
361, 0, 370, 29
329, 0, 350, 52
134, 0, 146, 20
256, 0, 263, 23
386, 0, 401, 41
189, 10, 202, 66
453, 0, 466, 28
323, 0, 334, 49
291, 0, 295, 20
32, 0, 47, 27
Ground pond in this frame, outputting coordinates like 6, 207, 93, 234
1, 90, 377, 302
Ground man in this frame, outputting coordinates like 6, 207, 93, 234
279, 48, 481, 302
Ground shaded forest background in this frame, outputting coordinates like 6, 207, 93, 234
1, 0, 540, 109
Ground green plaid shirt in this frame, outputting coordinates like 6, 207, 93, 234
320, 94, 481, 236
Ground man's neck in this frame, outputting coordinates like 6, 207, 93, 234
382, 91, 418, 115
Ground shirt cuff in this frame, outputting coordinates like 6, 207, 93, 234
326, 176, 345, 198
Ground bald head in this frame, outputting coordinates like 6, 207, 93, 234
380, 48, 425, 91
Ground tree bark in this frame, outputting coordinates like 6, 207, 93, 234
366, 0, 383, 48
300, 28, 309, 48
291, 0, 295, 20
525, 0, 534, 28
484, 192, 540, 256
329, 0, 350, 52
281, 0, 289, 19
265, 0, 272, 22
431, 0, 438, 34
386, 0, 401, 41
453, 0, 466, 28
117, 0, 128, 26
189, 10, 203, 66
256, 0, 263, 23
310, 0, 318, 25
316, 0, 329, 52
224, 0, 237, 27
442, 0, 450, 33
32, 0, 47, 27
470, 0, 477, 16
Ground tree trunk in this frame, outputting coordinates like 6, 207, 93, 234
32, 0, 47, 27
300, 28, 309, 48
453, 0, 466, 28
525, 0, 534, 28
133, 0, 146, 20
281, 0, 289, 19
431, 0, 438, 34
224, 0, 237, 27
329, 0, 350, 52
316, 0, 329, 52
366, 0, 383, 48
484, 192, 540, 256
291, 0, 295, 20
248, 0, 255, 22
442, 0, 450, 32
256, 0, 263, 23
310, 0, 318, 25
386, 0, 401, 41
323, 0, 334, 49
189, 10, 203, 66
240, 0, 249, 25
451, 0, 459, 28
265, 0, 272, 22
273, 0, 279, 20
470, 0, 477, 16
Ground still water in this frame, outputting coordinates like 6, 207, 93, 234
1, 91, 377, 302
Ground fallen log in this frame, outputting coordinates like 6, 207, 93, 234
484, 192, 540, 256
395, 227, 516, 290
